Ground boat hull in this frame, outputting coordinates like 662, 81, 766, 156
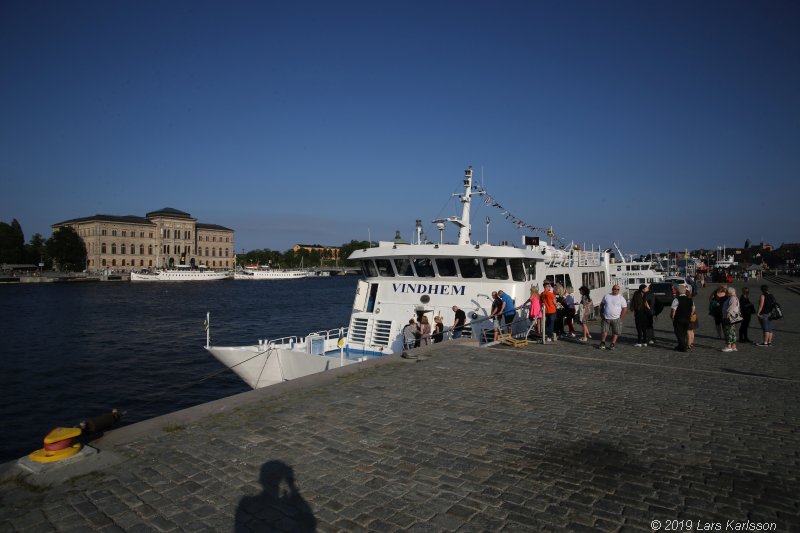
130, 270, 231, 281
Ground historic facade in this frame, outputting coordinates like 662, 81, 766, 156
52, 208, 234, 271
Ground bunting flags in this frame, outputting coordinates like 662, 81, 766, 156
480, 190, 565, 247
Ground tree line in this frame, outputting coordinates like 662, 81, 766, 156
238, 240, 373, 268
0, 219, 86, 271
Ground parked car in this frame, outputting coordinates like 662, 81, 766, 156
648, 281, 678, 315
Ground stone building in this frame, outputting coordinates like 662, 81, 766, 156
52, 208, 234, 272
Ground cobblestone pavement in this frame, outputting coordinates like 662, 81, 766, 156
2, 282, 799, 532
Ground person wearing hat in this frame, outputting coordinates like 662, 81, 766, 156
631, 284, 651, 347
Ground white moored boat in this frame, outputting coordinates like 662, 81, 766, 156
206, 167, 612, 389
130, 265, 231, 281
609, 244, 665, 290
234, 265, 310, 280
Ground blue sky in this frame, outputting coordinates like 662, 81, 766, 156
1, 1, 797, 255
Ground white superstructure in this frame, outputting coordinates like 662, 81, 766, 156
130, 265, 231, 281
234, 265, 309, 280
609, 244, 665, 290
206, 167, 612, 389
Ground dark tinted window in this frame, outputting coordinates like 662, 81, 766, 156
509, 259, 526, 281
435, 258, 457, 277
394, 258, 414, 277
375, 259, 394, 277
458, 258, 482, 278
483, 258, 509, 280
413, 258, 435, 277
361, 260, 378, 277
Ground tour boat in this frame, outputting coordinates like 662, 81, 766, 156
233, 265, 310, 280
206, 167, 613, 389
609, 244, 665, 290
130, 265, 232, 281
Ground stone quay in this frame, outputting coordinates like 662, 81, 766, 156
1, 279, 798, 532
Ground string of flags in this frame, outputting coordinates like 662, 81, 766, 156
476, 186, 566, 248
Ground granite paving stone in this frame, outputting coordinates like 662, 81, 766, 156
2, 280, 799, 531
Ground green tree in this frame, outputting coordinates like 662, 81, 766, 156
46, 226, 87, 271
25, 233, 48, 267
339, 240, 373, 266
0, 218, 25, 263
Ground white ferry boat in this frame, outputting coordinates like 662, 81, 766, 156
609, 244, 665, 290
130, 265, 231, 281
206, 167, 612, 389
234, 265, 309, 280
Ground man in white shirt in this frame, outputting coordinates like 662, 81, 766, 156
599, 285, 628, 350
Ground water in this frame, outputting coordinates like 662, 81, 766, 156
0, 276, 359, 463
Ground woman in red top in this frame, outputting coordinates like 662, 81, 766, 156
540, 282, 558, 342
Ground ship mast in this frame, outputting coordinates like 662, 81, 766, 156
441, 166, 476, 245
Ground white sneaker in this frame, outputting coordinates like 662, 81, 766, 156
634, 343, 642, 347
721, 347, 734, 352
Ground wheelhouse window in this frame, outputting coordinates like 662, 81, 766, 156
393, 258, 414, 277
412, 258, 435, 278
458, 258, 482, 278
360, 260, 378, 278
483, 258, 509, 280
375, 259, 394, 277
509, 259, 527, 281
435, 258, 457, 277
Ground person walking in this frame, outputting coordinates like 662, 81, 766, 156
451, 306, 466, 339
631, 284, 650, 347
644, 284, 656, 345
721, 287, 741, 352
738, 286, 755, 343
419, 315, 432, 346
577, 286, 592, 342
541, 282, 558, 343
432, 316, 444, 343
687, 291, 699, 350
526, 286, 543, 338
671, 285, 694, 352
564, 286, 577, 337
756, 285, 776, 346
598, 285, 627, 350
402, 319, 419, 350
498, 289, 516, 335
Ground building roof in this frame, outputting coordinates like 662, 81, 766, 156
53, 214, 153, 227
145, 208, 195, 220
196, 223, 234, 232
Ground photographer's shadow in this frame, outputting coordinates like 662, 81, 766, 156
235, 460, 316, 532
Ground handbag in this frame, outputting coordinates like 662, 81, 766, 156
769, 302, 783, 320
690, 310, 697, 323
726, 310, 743, 324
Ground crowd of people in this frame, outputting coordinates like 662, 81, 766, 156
401, 280, 780, 354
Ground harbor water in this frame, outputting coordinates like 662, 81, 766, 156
0, 275, 359, 464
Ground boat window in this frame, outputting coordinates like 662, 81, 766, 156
360, 260, 378, 278
564, 275, 573, 289
458, 258, 483, 278
483, 258, 509, 280
435, 258, 458, 277
393, 258, 414, 277
509, 259, 526, 281
375, 259, 395, 277
413, 258, 435, 278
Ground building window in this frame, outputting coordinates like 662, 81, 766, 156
122, 230, 127, 237
121, 244, 126, 254
225, 248, 229, 257
148, 245, 153, 255
112, 259, 116, 266
111, 244, 117, 254
205, 247, 209, 256
121, 259, 126, 266
140, 244, 145, 255
101, 243, 107, 254
149, 260, 153, 266
102, 259, 106, 266
140, 231, 144, 238
112, 229, 117, 236
149, 232, 153, 238
101, 229, 107, 236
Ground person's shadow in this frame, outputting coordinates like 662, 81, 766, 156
235, 460, 317, 532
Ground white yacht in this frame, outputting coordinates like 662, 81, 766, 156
234, 265, 309, 280
130, 265, 231, 281
609, 244, 665, 290
206, 167, 612, 389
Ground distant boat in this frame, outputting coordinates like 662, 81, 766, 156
233, 264, 310, 280
610, 244, 665, 290
130, 264, 231, 281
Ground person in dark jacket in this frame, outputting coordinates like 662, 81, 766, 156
631, 284, 650, 347
738, 286, 755, 343
671, 285, 695, 352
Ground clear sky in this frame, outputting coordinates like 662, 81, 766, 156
1, 1, 798, 256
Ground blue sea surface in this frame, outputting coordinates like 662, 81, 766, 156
0, 276, 359, 463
